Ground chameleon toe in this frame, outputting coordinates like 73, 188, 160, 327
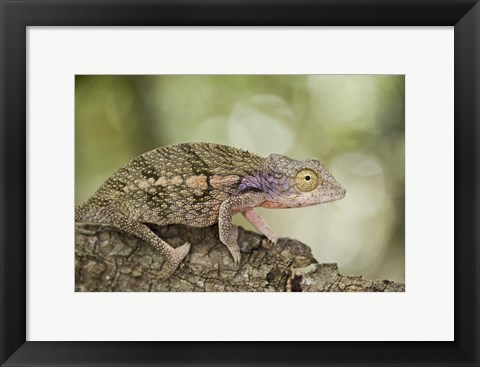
174, 242, 191, 261
158, 242, 191, 279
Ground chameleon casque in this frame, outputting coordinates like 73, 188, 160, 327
75, 143, 346, 278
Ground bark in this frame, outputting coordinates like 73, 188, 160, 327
75, 223, 405, 292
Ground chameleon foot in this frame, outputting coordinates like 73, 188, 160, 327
227, 245, 241, 267
267, 235, 278, 245
158, 242, 191, 279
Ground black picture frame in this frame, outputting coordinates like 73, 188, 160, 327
1, 1, 479, 366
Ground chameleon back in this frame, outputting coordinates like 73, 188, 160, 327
87, 143, 265, 226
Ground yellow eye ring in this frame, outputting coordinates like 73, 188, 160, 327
295, 169, 321, 192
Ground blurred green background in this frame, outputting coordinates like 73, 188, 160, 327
75, 75, 405, 282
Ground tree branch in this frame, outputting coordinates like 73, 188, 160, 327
75, 223, 404, 292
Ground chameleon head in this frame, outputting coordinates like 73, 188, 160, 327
259, 153, 346, 209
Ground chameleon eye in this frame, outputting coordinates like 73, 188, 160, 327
295, 169, 321, 192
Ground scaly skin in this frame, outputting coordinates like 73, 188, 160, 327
75, 142, 346, 278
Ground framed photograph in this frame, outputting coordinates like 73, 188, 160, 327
74, 74, 405, 292
1, 0, 478, 366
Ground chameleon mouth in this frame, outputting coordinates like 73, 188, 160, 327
321, 188, 346, 203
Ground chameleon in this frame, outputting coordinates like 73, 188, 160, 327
75, 142, 346, 278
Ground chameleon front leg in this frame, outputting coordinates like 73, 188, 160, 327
78, 205, 190, 279
242, 208, 277, 244
218, 192, 265, 266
